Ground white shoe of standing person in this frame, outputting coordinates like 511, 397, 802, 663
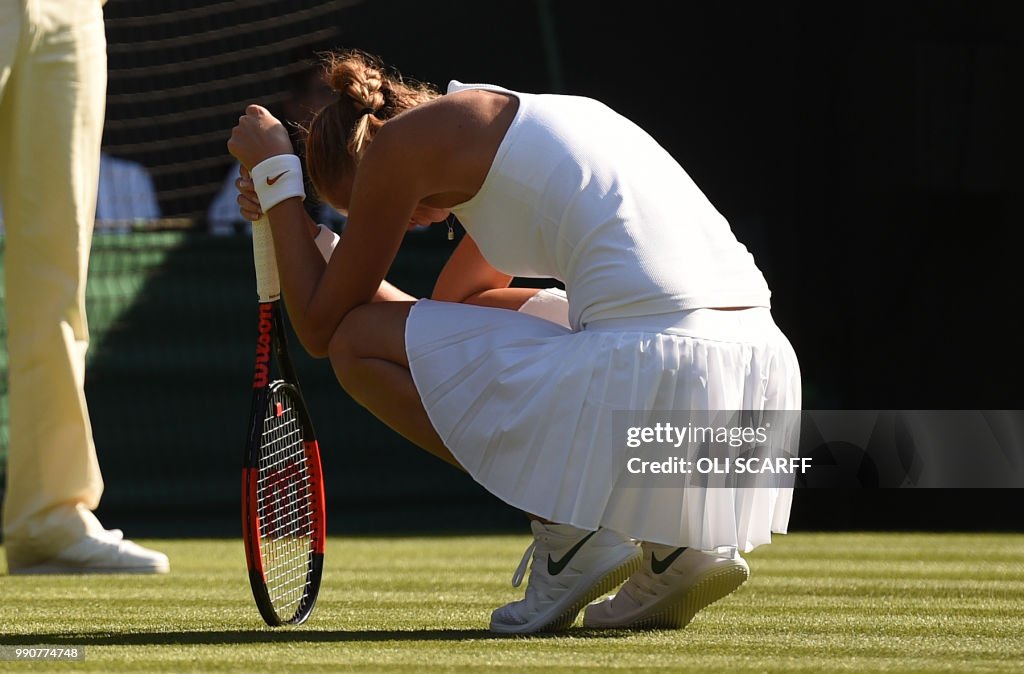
583, 543, 748, 630
489, 521, 641, 634
7, 528, 169, 575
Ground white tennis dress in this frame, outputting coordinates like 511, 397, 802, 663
405, 81, 801, 552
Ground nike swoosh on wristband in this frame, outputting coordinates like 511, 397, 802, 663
547, 531, 597, 575
266, 170, 289, 185
650, 547, 687, 574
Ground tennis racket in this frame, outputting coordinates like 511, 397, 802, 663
241, 215, 326, 626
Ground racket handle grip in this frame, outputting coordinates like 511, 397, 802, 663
252, 216, 281, 302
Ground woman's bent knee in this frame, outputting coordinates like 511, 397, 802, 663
328, 312, 361, 388
328, 303, 413, 389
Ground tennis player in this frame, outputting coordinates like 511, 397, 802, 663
228, 50, 800, 633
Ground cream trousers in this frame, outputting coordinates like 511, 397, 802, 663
1, 0, 107, 564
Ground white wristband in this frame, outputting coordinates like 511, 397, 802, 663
314, 223, 340, 261
251, 154, 306, 212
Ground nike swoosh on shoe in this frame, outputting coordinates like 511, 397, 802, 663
547, 531, 597, 575
650, 547, 687, 574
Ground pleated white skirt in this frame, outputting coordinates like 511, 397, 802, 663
405, 293, 801, 552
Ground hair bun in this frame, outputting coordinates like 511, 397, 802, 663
324, 50, 386, 112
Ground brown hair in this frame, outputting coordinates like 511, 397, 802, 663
305, 50, 439, 203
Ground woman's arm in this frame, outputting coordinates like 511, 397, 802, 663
231, 106, 464, 356
432, 235, 512, 302
230, 93, 500, 356
235, 163, 414, 304
257, 152, 420, 356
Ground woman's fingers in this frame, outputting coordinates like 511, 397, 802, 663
237, 193, 262, 222
236, 174, 257, 197
235, 168, 262, 221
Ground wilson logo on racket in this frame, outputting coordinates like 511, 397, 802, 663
253, 304, 273, 388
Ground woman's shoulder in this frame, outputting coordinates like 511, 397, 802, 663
382, 83, 518, 147
361, 83, 520, 202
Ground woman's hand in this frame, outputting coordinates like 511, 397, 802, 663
235, 165, 321, 238
227, 104, 294, 170
235, 165, 262, 222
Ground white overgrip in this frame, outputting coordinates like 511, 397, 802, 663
250, 154, 306, 301
252, 216, 281, 302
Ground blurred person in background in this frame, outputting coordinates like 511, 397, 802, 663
208, 51, 340, 235
0, 0, 168, 574
95, 150, 161, 232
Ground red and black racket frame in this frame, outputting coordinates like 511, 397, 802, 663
241, 300, 326, 626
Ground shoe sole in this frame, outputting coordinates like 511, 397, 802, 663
9, 564, 169, 575
593, 561, 749, 631
490, 549, 642, 635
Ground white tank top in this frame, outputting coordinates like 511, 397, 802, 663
448, 81, 772, 331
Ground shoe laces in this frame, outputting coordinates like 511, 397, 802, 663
622, 565, 661, 603
511, 541, 537, 588
509, 531, 572, 609
619, 546, 681, 603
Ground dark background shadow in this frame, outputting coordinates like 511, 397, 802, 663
2, 0, 1022, 539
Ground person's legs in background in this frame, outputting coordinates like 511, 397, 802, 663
0, 0, 166, 574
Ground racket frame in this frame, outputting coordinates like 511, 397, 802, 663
241, 217, 326, 626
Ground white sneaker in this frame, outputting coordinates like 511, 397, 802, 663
582, 543, 748, 630
8, 529, 170, 575
489, 521, 641, 634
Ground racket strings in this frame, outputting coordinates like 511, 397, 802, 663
256, 388, 316, 616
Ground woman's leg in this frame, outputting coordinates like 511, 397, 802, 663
331, 290, 640, 634
328, 301, 460, 467
328, 287, 547, 468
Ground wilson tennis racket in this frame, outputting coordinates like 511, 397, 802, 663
242, 215, 326, 626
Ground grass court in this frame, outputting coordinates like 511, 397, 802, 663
1, 532, 1022, 673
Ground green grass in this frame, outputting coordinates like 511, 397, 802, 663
1, 533, 1022, 673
